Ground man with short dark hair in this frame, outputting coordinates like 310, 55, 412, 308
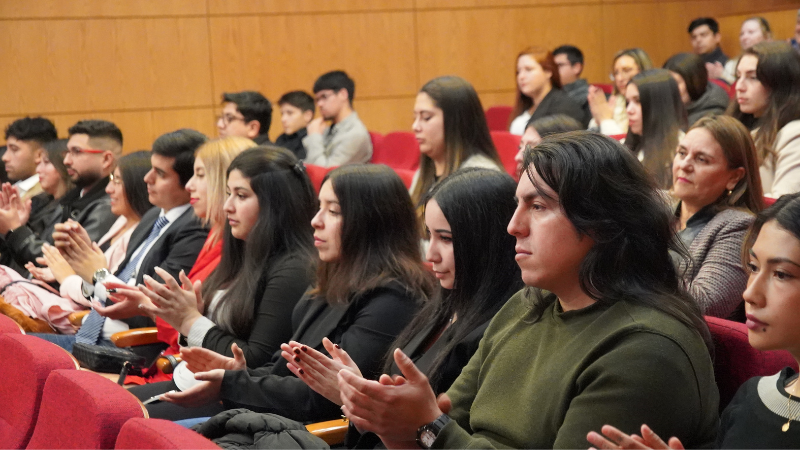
303, 70, 372, 167
217, 91, 273, 145
3, 117, 57, 200
688, 18, 728, 67
276, 90, 315, 159
552, 46, 590, 125
33, 129, 210, 351
0, 119, 119, 270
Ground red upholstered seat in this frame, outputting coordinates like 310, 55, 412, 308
710, 78, 734, 98
372, 132, 419, 171
594, 83, 614, 95
0, 335, 77, 449
369, 131, 383, 155
490, 131, 522, 177
115, 418, 219, 449
706, 316, 799, 411
0, 313, 22, 334
764, 196, 776, 206
26, 369, 146, 449
305, 164, 335, 195
393, 168, 415, 189
485, 106, 513, 132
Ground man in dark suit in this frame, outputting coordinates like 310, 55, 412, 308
33, 129, 209, 351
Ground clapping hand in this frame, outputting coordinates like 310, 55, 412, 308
280, 337, 362, 406
587, 424, 685, 450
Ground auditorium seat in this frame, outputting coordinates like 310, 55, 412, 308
710, 78, 733, 98
393, 168, 415, 189
369, 131, 383, 155
594, 83, 614, 95
115, 418, 219, 449
26, 369, 146, 449
305, 164, 336, 194
305, 418, 349, 446
485, 106, 513, 132
0, 313, 23, 333
608, 134, 626, 142
0, 334, 78, 449
764, 196, 776, 206
490, 131, 522, 177
373, 131, 420, 171
706, 316, 799, 411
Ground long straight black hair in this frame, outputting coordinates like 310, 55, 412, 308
384, 168, 522, 390
625, 69, 688, 189
201, 146, 316, 338
523, 131, 711, 349
116, 151, 153, 218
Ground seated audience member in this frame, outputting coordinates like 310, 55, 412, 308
124, 136, 257, 386
515, 114, 583, 175
688, 18, 729, 72
336, 132, 718, 449
588, 193, 800, 449
154, 165, 435, 424
284, 168, 523, 449
127, 146, 316, 417
275, 91, 315, 160
3, 117, 56, 202
625, 69, 688, 189
672, 115, 763, 319
553, 45, 591, 122
303, 70, 372, 167
216, 91, 273, 145
0, 120, 120, 270
30, 129, 209, 351
2, 152, 151, 333
729, 41, 800, 198
664, 53, 730, 126
409, 76, 503, 209
509, 47, 587, 134
588, 48, 654, 135
712, 17, 773, 84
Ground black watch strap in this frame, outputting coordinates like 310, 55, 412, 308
416, 413, 451, 449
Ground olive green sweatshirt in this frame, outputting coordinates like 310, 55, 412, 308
433, 291, 719, 449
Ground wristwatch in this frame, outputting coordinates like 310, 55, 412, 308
416, 414, 451, 449
92, 268, 110, 285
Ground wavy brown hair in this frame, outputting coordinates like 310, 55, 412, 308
509, 47, 561, 124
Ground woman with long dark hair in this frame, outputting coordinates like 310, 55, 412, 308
663, 53, 730, 126
625, 69, 688, 189
152, 164, 436, 425
409, 76, 502, 209
588, 193, 800, 449
336, 132, 718, 449
509, 46, 587, 134
125, 146, 317, 419
728, 41, 800, 197
281, 168, 522, 448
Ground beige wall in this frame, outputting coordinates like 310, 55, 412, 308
0, 0, 797, 151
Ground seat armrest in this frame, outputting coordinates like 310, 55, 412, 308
305, 418, 349, 446
68, 310, 89, 327
156, 354, 183, 374
111, 327, 160, 347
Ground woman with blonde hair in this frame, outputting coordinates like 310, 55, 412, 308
588, 48, 654, 135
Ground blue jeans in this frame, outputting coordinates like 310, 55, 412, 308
28, 333, 115, 352
175, 417, 210, 428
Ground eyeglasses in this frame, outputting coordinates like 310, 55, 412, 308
62, 147, 106, 158
216, 114, 246, 127
109, 173, 122, 185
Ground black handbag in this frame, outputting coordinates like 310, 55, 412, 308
72, 342, 148, 374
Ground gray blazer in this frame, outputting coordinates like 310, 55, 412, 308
680, 208, 754, 319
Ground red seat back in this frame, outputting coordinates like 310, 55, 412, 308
608, 134, 626, 142
115, 418, 219, 449
763, 196, 776, 206
490, 131, 522, 177
27, 369, 145, 449
706, 316, 798, 411
594, 83, 614, 95
372, 132, 419, 171
0, 335, 77, 449
369, 131, 383, 155
305, 164, 336, 195
393, 168, 415, 189
485, 106, 513, 132
710, 78, 734, 98
0, 314, 22, 334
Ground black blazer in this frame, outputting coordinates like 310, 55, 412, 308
117, 206, 208, 329
218, 282, 421, 423
530, 88, 590, 128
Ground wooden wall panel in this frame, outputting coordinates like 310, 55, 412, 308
0, 1, 202, 19
416, 5, 605, 90
207, 0, 413, 15
0, 17, 212, 116
718, 9, 799, 58
416, 0, 596, 8
208, 12, 418, 102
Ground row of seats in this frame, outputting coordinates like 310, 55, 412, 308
368, 130, 522, 179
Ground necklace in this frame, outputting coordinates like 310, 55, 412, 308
783, 379, 800, 432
